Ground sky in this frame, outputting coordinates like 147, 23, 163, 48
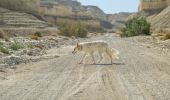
79, 0, 139, 14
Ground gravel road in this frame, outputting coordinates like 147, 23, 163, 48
0, 34, 170, 100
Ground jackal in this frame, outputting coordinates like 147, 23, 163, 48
72, 41, 119, 64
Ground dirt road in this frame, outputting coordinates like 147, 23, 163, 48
0, 34, 170, 100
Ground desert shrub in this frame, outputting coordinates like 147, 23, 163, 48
0, 30, 5, 39
0, 46, 9, 54
164, 32, 170, 40
31, 35, 39, 40
76, 23, 88, 38
158, 32, 170, 40
0, 41, 3, 46
121, 17, 151, 37
9, 41, 24, 51
58, 21, 87, 38
0, 43, 9, 54
33, 31, 42, 37
30, 32, 42, 40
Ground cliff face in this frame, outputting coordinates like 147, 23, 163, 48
0, 0, 40, 14
147, 6, 170, 31
83, 5, 107, 20
39, 0, 113, 31
139, 0, 170, 14
138, 0, 170, 31
107, 12, 131, 32
40, 0, 107, 20
0, 0, 131, 32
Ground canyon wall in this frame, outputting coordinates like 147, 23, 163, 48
0, 0, 40, 13
139, 0, 170, 12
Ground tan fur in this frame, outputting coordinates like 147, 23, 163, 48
72, 41, 119, 64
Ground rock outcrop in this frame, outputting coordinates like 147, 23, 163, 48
136, 0, 170, 32
147, 6, 170, 31
83, 5, 107, 20
139, 0, 170, 14
107, 12, 131, 32
0, 8, 48, 28
39, 0, 113, 31
0, 0, 40, 14
0, 0, 131, 32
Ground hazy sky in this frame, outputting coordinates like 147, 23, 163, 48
79, 0, 139, 14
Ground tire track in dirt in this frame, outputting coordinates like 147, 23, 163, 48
0, 34, 170, 100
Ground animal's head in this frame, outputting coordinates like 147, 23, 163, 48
72, 42, 82, 54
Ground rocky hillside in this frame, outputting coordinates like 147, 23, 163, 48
0, 8, 48, 28
134, 0, 170, 32
107, 12, 131, 32
147, 6, 170, 31
139, 0, 170, 15
40, 0, 114, 31
0, 0, 40, 14
0, 7, 59, 37
83, 5, 107, 20
0, 0, 132, 32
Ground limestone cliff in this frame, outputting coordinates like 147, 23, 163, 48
107, 12, 131, 32
0, 0, 40, 14
0, 0, 130, 32
39, 0, 113, 31
147, 6, 170, 31
139, 0, 170, 14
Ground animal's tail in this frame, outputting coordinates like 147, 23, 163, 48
107, 47, 120, 59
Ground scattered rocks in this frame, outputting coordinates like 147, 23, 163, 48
0, 52, 4, 56
0, 35, 75, 68
0, 55, 28, 66
157, 39, 170, 49
26, 48, 46, 56
124, 35, 170, 53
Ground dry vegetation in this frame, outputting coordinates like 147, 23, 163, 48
31, 32, 42, 40
57, 21, 88, 38
0, 42, 9, 54
153, 32, 170, 40
0, 30, 5, 39
121, 17, 150, 37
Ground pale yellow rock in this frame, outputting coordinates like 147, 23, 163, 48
139, 0, 170, 11
0, 0, 40, 13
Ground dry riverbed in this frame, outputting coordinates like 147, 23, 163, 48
0, 33, 170, 100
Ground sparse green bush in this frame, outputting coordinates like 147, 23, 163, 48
0, 43, 9, 54
0, 41, 3, 46
121, 17, 151, 37
9, 41, 24, 51
58, 21, 87, 38
0, 46, 9, 54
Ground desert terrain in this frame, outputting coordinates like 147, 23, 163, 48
0, 34, 170, 100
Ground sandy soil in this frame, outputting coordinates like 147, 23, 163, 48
0, 34, 170, 100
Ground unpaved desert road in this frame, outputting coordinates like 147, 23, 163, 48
0, 34, 170, 100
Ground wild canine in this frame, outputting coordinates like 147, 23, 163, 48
72, 41, 119, 64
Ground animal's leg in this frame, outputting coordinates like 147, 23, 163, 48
106, 50, 112, 64
98, 51, 103, 63
90, 52, 96, 64
79, 53, 87, 64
